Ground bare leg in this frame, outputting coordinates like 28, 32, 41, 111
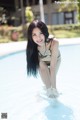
39, 57, 61, 98
39, 61, 51, 89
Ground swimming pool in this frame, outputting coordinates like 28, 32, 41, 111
0, 44, 80, 120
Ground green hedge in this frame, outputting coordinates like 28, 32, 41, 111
48, 24, 80, 31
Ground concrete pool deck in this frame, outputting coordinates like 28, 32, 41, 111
0, 37, 80, 57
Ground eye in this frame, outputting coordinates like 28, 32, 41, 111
32, 33, 36, 36
39, 32, 43, 35
40, 32, 43, 34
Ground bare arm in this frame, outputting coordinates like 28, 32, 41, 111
50, 40, 59, 88
38, 40, 59, 89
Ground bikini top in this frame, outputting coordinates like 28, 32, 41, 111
38, 33, 61, 62
38, 41, 61, 62
38, 48, 51, 60
38, 49, 61, 62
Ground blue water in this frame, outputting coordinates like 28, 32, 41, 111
0, 51, 27, 82
0, 44, 80, 120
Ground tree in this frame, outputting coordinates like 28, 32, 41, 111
77, 0, 80, 22
58, 0, 77, 12
25, 7, 34, 23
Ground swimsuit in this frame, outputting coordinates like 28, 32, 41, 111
38, 44, 61, 66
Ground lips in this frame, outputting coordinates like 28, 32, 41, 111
37, 40, 42, 43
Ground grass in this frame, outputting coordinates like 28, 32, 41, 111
53, 29, 80, 38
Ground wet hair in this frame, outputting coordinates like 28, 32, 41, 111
26, 20, 49, 77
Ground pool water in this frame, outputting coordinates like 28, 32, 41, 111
0, 44, 80, 120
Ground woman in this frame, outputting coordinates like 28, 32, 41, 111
26, 20, 61, 98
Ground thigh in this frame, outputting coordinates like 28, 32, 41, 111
39, 60, 48, 70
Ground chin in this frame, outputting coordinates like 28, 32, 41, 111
37, 41, 44, 46
37, 43, 42, 46
38, 44, 42, 46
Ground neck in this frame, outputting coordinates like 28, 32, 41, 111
38, 43, 46, 55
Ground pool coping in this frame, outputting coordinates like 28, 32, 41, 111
0, 38, 80, 57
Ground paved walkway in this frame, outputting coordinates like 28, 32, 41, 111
0, 38, 80, 57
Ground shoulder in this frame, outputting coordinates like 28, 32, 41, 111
48, 35, 59, 46
51, 39, 59, 49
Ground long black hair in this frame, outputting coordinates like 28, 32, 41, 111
26, 20, 49, 77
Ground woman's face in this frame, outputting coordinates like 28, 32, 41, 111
32, 27, 45, 46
